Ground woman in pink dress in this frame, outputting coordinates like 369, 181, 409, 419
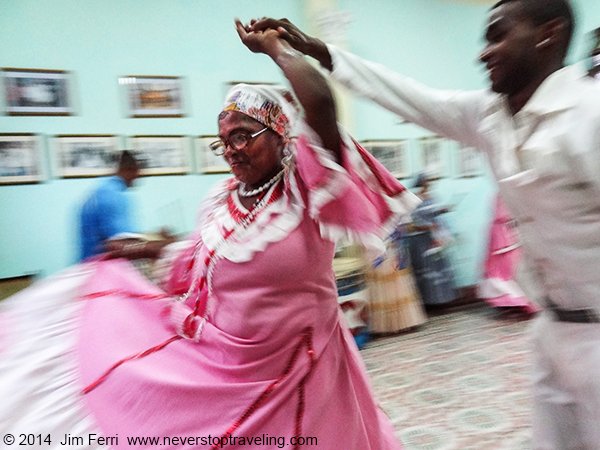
0, 22, 419, 449
478, 195, 539, 314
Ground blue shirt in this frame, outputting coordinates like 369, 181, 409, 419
79, 176, 135, 260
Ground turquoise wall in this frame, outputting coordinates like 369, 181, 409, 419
1, 0, 599, 285
571, 0, 600, 63
0, 0, 304, 278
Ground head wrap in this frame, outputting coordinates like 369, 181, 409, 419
222, 84, 299, 140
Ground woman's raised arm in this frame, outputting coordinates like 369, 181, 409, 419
235, 20, 341, 161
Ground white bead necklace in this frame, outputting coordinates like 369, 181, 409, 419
238, 168, 284, 197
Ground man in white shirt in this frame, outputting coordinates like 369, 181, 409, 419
252, 1, 600, 448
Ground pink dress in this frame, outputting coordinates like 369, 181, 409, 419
478, 196, 539, 314
0, 126, 419, 449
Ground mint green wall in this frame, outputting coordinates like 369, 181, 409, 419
1, 0, 599, 286
571, 0, 600, 63
0, 0, 304, 278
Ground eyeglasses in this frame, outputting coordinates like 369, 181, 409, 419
209, 127, 269, 156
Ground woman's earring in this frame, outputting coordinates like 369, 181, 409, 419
282, 146, 293, 172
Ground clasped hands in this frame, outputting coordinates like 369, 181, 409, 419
105, 228, 177, 260
235, 17, 312, 56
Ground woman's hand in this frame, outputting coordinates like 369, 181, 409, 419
235, 19, 283, 57
249, 18, 312, 54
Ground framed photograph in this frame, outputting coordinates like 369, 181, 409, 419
0, 134, 43, 184
2, 68, 72, 116
420, 136, 445, 179
120, 75, 184, 117
457, 144, 484, 178
361, 139, 409, 178
195, 135, 230, 174
54, 135, 119, 178
129, 135, 190, 175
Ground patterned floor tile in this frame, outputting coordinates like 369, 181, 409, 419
362, 303, 534, 449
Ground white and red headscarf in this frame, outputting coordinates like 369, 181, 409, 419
222, 84, 300, 140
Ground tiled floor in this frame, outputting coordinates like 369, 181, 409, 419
362, 304, 534, 450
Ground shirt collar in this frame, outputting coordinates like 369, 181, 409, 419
520, 64, 585, 115
110, 175, 128, 190
485, 64, 585, 117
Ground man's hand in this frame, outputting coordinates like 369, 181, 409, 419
104, 236, 176, 260
249, 17, 332, 70
158, 227, 177, 243
104, 238, 146, 260
250, 18, 312, 54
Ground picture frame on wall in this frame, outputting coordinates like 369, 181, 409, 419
361, 139, 409, 178
195, 135, 230, 174
2, 68, 73, 116
129, 135, 190, 175
420, 136, 445, 179
0, 134, 44, 184
457, 144, 484, 178
120, 76, 184, 118
54, 135, 120, 178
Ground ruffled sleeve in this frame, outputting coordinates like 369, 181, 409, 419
294, 123, 420, 253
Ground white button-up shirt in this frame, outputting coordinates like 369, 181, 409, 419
328, 45, 600, 309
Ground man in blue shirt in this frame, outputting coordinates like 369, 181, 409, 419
79, 151, 140, 260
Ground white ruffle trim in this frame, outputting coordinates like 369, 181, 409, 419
299, 122, 420, 254
478, 277, 527, 299
0, 264, 107, 449
199, 121, 419, 263
201, 177, 304, 264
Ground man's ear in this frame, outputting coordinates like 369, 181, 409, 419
535, 18, 567, 50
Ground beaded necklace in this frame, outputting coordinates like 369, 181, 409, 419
238, 168, 284, 197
